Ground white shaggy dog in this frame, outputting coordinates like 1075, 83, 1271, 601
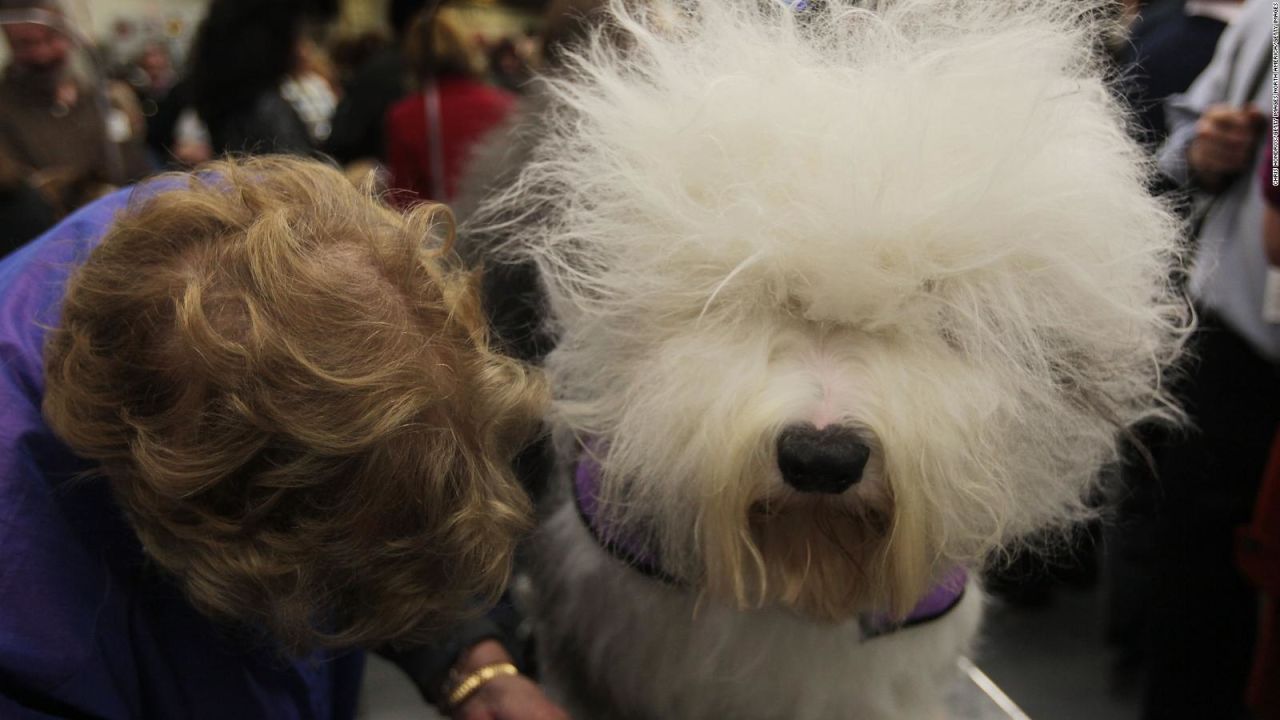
470, 0, 1187, 717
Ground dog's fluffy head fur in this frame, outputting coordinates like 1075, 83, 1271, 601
474, 0, 1187, 621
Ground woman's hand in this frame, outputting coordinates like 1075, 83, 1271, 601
448, 640, 569, 720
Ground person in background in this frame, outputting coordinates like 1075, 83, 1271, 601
489, 38, 531, 94
452, 0, 608, 366
127, 41, 176, 121
1148, 1, 1274, 717
0, 0, 150, 215
143, 68, 214, 169
384, 2, 515, 204
281, 38, 341, 147
0, 155, 566, 719
1101, 0, 1244, 692
186, 0, 335, 156
448, 0, 607, 512
326, 0, 429, 165
328, 31, 390, 88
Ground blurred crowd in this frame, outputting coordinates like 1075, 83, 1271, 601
0, 0, 543, 257
1, 0, 1278, 719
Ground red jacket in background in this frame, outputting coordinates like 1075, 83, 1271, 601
384, 77, 515, 205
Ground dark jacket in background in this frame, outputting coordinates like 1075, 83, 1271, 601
1119, 0, 1231, 148
326, 47, 411, 164
208, 90, 315, 157
0, 182, 55, 259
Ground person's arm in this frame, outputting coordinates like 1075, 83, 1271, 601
1185, 104, 1265, 192
1156, 15, 1256, 190
442, 639, 568, 720
377, 605, 567, 720
378, 614, 510, 707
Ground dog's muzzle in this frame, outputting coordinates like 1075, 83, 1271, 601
776, 423, 870, 494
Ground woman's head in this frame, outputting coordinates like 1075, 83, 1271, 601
43, 156, 546, 651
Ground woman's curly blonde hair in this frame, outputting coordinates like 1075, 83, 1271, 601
43, 156, 545, 652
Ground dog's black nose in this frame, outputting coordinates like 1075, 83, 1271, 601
776, 424, 871, 494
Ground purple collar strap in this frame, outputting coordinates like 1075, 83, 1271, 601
573, 450, 681, 585
573, 450, 967, 637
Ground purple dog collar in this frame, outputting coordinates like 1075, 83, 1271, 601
861, 565, 968, 638
573, 449, 681, 585
572, 449, 967, 636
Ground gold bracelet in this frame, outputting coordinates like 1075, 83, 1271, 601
445, 662, 519, 709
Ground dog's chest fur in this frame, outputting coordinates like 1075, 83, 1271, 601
530, 470, 984, 720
